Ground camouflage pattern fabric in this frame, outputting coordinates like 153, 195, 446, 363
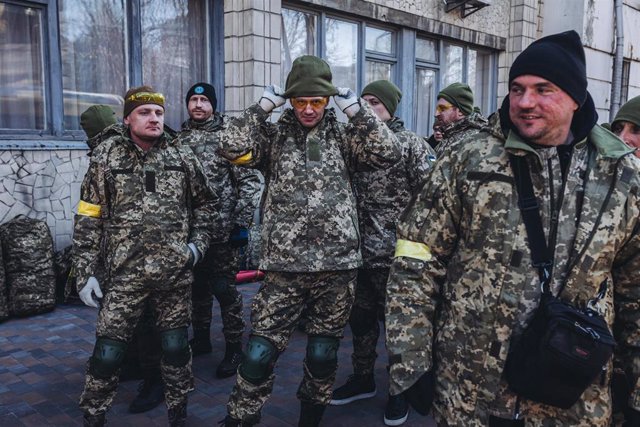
72, 126, 220, 293
176, 114, 261, 343
217, 102, 400, 272
385, 113, 640, 425
350, 268, 389, 376
354, 116, 435, 269
73, 127, 218, 416
79, 285, 192, 415
191, 243, 244, 343
0, 216, 56, 316
434, 110, 488, 157
227, 270, 356, 422
0, 241, 7, 322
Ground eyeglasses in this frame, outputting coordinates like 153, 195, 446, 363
127, 92, 165, 104
290, 97, 329, 110
435, 103, 454, 114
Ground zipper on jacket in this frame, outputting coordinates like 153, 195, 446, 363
514, 396, 521, 420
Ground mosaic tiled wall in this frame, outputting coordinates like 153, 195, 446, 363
0, 150, 89, 251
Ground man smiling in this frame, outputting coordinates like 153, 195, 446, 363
385, 30, 640, 426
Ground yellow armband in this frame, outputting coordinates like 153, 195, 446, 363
77, 200, 101, 218
231, 151, 253, 165
394, 239, 432, 262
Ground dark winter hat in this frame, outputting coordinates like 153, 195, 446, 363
283, 55, 338, 98
509, 30, 587, 106
80, 105, 117, 139
185, 82, 217, 110
361, 80, 402, 116
123, 85, 165, 118
437, 83, 474, 116
612, 95, 640, 128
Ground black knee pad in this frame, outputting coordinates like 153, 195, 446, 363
89, 337, 128, 379
306, 336, 339, 379
349, 306, 377, 337
239, 336, 278, 385
161, 327, 190, 367
212, 277, 237, 307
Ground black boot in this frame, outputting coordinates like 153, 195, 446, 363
218, 415, 258, 426
298, 402, 326, 427
189, 329, 212, 356
216, 341, 243, 378
128, 376, 164, 413
168, 401, 187, 427
83, 412, 105, 427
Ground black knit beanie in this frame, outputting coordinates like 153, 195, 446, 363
283, 55, 338, 98
437, 83, 474, 116
185, 82, 217, 110
612, 95, 640, 128
509, 30, 587, 106
361, 80, 402, 116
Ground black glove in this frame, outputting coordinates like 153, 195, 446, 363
404, 370, 435, 416
229, 225, 249, 247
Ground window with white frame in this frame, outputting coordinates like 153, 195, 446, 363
1, 0, 221, 139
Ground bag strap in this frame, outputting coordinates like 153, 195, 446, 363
509, 154, 553, 294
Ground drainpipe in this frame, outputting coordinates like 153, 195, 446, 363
610, 0, 624, 121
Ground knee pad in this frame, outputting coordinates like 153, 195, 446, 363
239, 336, 278, 385
306, 336, 339, 379
89, 337, 128, 379
349, 306, 377, 337
212, 277, 237, 307
161, 327, 190, 367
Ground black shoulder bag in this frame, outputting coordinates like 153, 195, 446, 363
504, 154, 616, 409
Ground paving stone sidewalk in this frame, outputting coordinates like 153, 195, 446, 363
0, 282, 435, 426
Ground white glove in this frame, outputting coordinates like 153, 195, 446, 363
333, 87, 360, 117
79, 276, 103, 308
259, 85, 286, 113
188, 242, 201, 266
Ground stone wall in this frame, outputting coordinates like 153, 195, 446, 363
0, 150, 88, 251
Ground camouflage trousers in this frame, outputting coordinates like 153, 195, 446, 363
191, 243, 244, 343
79, 284, 193, 415
350, 268, 389, 376
227, 270, 356, 421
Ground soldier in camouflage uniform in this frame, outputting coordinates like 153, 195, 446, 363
611, 95, 640, 158
433, 82, 487, 156
73, 86, 220, 427
385, 31, 640, 426
330, 80, 435, 427
216, 56, 400, 427
176, 82, 262, 378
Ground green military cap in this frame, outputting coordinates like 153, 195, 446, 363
612, 95, 640, 128
361, 80, 402, 116
80, 105, 117, 139
283, 55, 338, 99
438, 83, 474, 116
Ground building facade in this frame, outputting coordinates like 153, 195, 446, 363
1, 0, 639, 249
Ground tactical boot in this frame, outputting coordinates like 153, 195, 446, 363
218, 415, 257, 426
216, 341, 244, 378
298, 402, 326, 427
384, 393, 409, 426
128, 377, 164, 413
189, 329, 212, 356
83, 412, 105, 427
330, 374, 376, 405
168, 401, 187, 427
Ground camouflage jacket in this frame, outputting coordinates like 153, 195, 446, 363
353, 117, 435, 269
73, 126, 220, 292
434, 111, 488, 156
218, 102, 400, 272
176, 114, 262, 239
385, 111, 640, 425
